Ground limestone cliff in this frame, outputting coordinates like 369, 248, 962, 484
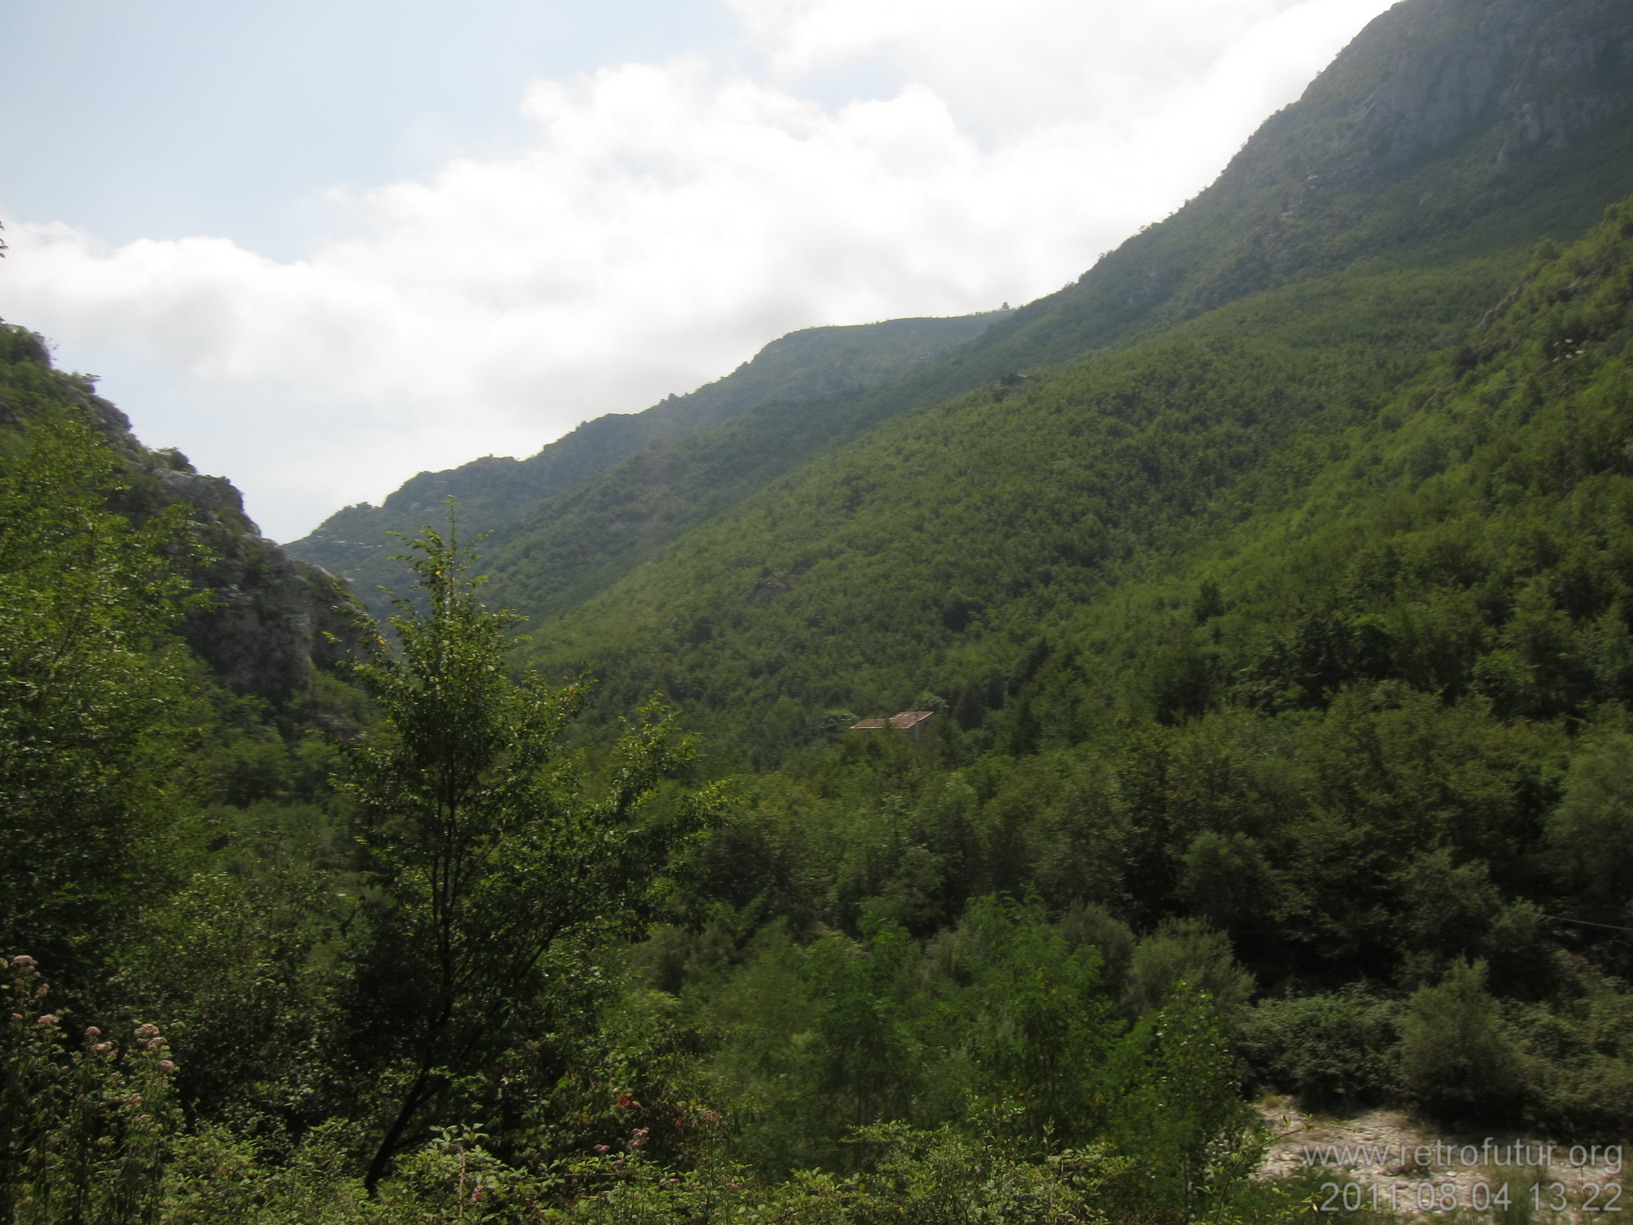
0, 323, 367, 704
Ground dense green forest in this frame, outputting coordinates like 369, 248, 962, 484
8, 0, 1633, 1219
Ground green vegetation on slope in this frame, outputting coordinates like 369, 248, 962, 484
8, 0, 1633, 1217
602, 199, 1633, 1156
447, 0, 1633, 645
518, 254, 1519, 752
289, 312, 998, 618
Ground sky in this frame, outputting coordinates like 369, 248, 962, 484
0, 0, 1399, 542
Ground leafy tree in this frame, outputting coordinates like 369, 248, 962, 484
960, 897, 1111, 1143
1124, 919, 1254, 1019
0, 410, 197, 983
1105, 992, 1254, 1224
345, 514, 713, 1193
801, 918, 924, 1147
1398, 959, 1524, 1125
1240, 986, 1399, 1111
1546, 731, 1633, 934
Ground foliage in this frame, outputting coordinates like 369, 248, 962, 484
1, 954, 181, 1225
10, 4, 1633, 1210
343, 512, 717, 1191
1398, 960, 1526, 1125
1240, 987, 1399, 1111
0, 408, 199, 983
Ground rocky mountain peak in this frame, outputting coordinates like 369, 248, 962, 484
1243, 0, 1633, 185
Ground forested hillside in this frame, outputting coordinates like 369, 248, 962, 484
403, 0, 1633, 643
6, 0, 1633, 1219
290, 311, 997, 619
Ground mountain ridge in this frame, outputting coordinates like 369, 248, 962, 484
409, 0, 1633, 690
288, 311, 999, 609
287, 0, 1633, 647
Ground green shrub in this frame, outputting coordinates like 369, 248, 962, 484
1124, 919, 1254, 1018
1240, 986, 1399, 1111
1398, 960, 1525, 1126
1, 954, 180, 1225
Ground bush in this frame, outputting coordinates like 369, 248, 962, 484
1, 954, 180, 1225
1398, 960, 1525, 1126
1240, 986, 1399, 1111
1124, 918, 1254, 1018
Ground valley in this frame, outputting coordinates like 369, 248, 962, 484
4, 0, 1633, 1218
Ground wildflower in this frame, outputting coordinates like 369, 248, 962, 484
83, 1026, 100, 1038
134, 1023, 159, 1041
594, 1144, 610, 1154
11, 954, 34, 967
36, 1013, 59, 1026
158, 1060, 176, 1072
629, 1128, 649, 1150
91, 1042, 112, 1054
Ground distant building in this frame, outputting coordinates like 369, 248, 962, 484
849, 710, 935, 739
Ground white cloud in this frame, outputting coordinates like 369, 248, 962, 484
0, 0, 1397, 541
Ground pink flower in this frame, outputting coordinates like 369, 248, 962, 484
158, 1060, 176, 1072
11, 955, 34, 967
83, 1026, 100, 1038
134, 1023, 159, 1041
593, 1144, 610, 1154
35, 1014, 59, 1026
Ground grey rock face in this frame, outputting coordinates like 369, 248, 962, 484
1324, 0, 1632, 169
181, 535, 361, 702
0, 330, 369, 704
